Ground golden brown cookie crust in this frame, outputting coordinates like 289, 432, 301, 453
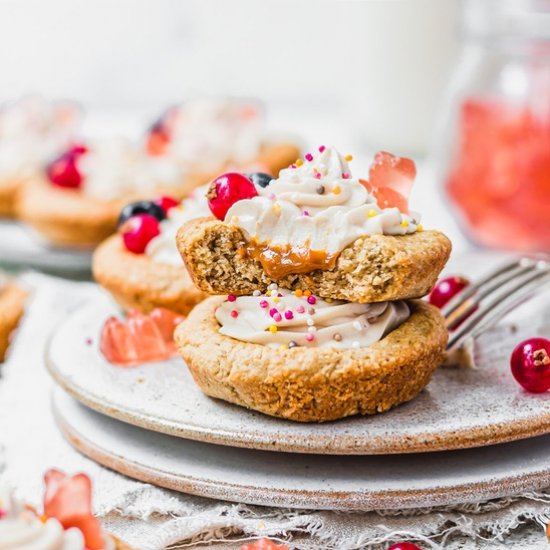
176, 297, 448, 422
0, 178, 23, 217
177, 218, 452, 303
0, 282, 27, 361
93, 235, 207, 315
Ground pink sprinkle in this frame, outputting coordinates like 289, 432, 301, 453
269, 308, 278, 317
227, 294, 236, 302
230, 310, 239, 318
278, 292, 283, 297
314, 173, 322, 179
260, 300, 268, 308
342, 172, 350, 179
305, 153, 314, 162
0, 509, 5, 519
290, 164, 297, 169
273, 313, 282, 322
296, 305, 305, 313
268, 193, 276, 200
306, 333, 315, 342
307, 296, 317, 305
303, 210, 310, 216
85, 337, 92, 345
284, 311, 294, 320
308, 307, 316, 314
318, 145, 326, 153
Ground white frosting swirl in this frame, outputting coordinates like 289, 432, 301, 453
0, 487, 115, 550
0, 96, 80, 182
216, 288, 409, 349
80, 139, 186, 200
162, 98, 263, 172
145, 183, 211, 265
225, 146, 420, 255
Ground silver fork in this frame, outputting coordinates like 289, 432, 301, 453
443, 256, 550, 350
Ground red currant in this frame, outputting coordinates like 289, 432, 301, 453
387, 543, 422, 550
510, 337, 550, 393
429, 276, 470, 308
155, 196, 179, 214
121, 214, 161, 254
207, 172, 258, 220
46, 144, 88, 189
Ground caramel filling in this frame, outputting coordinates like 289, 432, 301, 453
242, 239, 339, 279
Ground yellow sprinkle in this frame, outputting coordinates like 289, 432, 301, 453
269, 325, 278, 333
272, 202, 281, 215
39, 514, 48, 524
273, 297, 280, 303
295, 159, 303, 166
279, 344, 288, 350
345, 154, 353, 161
325, 298, 333, 303
304, 290, 312, 297
367, 209, 378, 218
332, 186, 341, 195
400, 219, 410, 228
266, 290, 272, 297
295, 289, 303, 297
417, 223, 423, 232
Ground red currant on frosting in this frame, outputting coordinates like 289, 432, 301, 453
387, 544, 422, 550
121, 214, 160, 254
46, 144, 88, 189
428, 276, 470, 309
510, 337, 550, 393
207, 172, 258, 220
155, 196, 179, 214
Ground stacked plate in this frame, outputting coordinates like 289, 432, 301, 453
47, 296, 550, 511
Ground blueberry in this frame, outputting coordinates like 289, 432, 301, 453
118, 201, 166, 227
246, 172, 274, 188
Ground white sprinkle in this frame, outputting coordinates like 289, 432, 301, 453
308, 326, 317, 333
352, 341, 360, 349
253, 290, 261, 297
268, 283, 278, 291
306, 318, 315, 326
353, 320, 363, 331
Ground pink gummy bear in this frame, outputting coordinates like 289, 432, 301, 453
100, 308, 184, 367
361, 151, 416, 214
43, 469, 104, 550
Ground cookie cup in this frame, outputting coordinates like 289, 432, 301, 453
177, 218, 452, 304
175, 297, 448, 422
0, 178, 25, 217
93, 235, 207, 315
0, 282, 28, 361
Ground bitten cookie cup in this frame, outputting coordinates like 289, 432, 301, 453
0, 282, 27, 361
176, 297, 448, 422
93, 235, 207, 315
177, 218, 452, 303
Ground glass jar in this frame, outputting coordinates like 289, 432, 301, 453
434, 0, 550, 252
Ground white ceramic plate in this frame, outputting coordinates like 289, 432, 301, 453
0, 221, 91, 275
53, 388, 550, 511
46, 296, 550, 455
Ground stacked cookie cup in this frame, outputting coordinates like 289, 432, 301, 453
175, 147, 452, 422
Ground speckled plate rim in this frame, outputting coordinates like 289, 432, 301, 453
44, 303, 550, 456
52, 388, 550, 511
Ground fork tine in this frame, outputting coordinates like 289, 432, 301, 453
441, 258, 533, 318
447, 271, 550, 350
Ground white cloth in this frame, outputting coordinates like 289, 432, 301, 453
1, 273, 550, 550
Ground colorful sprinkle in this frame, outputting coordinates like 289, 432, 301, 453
268, 283, 278, 290
253, 290, 262, 297
269, 308, 278, 317
295, 158, 304, 167
288, 341, 298, 348
352, 341, 360, 349
296, 305, 305, 313
228, 294, 236, 302
307, 295, 317, 305
316, 185, 325, 194
342, 172, 350, 179
307, 326, 317, 333
314, 172, 322, 179
269, 325, 278, 333
279, 344, 288, 350
303, 210, 310, 216
417, 223, 424, 232
345, 154, 353, 161
272, 203, 281, 215
304, 290, 312, 297
305, 153, 314, 162
367, 209, 378, 218
230, 310, 239, 318
332, 185, 341, 195
295, 289, 304, 297
353, 320, 362, 331
284, 310, 294, 320
268, 192, 276, 200
333, 333, 342, 342
305, 333, 315, 342
400, 219, 410, 228
273, 313, 282, 322
306, 318, 314, 326
273, 297, 280, 304
260, 300, 268, 308
318, 145, 326, 153
308, 307, 316, 315
85, 337, 93, 345
289, 164, 297, 169
325, 298, 333, 303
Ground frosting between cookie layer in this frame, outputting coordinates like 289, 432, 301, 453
145, 183, 211, 265
225, 147, 420, 261
216, 288, 410, 349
